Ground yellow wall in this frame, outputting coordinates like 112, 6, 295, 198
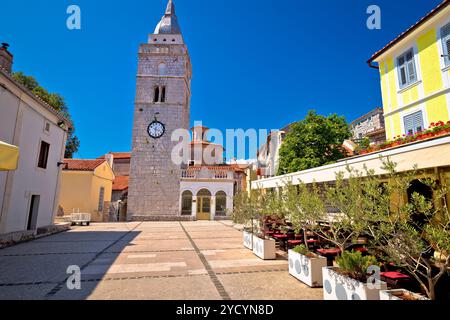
58, 162, 114, 222
378, 20, 450, 140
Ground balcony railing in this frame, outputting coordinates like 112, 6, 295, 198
181, 169, 234, 180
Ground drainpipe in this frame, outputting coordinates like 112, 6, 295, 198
367, 60, 379, 70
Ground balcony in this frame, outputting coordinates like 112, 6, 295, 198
181, 168, 234, 180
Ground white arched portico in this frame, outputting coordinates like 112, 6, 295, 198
180, 181, 234, 220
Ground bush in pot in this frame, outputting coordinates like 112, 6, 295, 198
322, 250, 387, 300
288, 244, 327, 287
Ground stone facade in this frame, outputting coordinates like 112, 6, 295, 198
128, 2, 191, 221
350, 107, 386, 144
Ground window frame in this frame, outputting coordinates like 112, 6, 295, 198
37, 140, 50, 169
439, 21, 450, 68
396, 48, 418, 90
98, 187, 105, 212
403, 110, 424, 136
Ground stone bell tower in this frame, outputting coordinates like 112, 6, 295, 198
128, 0, 192, 220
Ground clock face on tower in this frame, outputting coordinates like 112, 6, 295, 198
147, 120, 165, 139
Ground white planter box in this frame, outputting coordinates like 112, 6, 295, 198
288, 250, 327, 287
243, 230, 253, 250
252, 235, 276, 260
322, 266, 387, 300
380, 289, 429, 300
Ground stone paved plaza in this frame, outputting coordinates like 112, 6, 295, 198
0, 221, 322, 300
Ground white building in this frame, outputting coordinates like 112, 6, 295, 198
179, 126, 246, 220
0, 43, 70, 236
256, 123, 293, 179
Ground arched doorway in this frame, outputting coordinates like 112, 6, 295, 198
197, 189, 211, 220
215, 191, 227, 217
181, 190, 193, 216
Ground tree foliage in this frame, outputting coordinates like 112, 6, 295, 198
279, 158, 450, 300
12, 72, 79, 158
277, 110, 351, 175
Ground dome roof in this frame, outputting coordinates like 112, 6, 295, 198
154, 0, 182, 35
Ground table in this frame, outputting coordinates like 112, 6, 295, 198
317, 248, 341, 266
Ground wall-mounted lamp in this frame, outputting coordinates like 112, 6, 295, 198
57, 161, 68, 168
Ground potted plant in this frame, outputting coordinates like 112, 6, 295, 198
251, 190, 281, 260
322, 250, 387, 300
232, 190, 259, 250
288, 244, 327, 287
366, 159, 450, 300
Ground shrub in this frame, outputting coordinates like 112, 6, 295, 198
292, 244, 309, 255
336, 250, 378, 282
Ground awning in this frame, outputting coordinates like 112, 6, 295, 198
0, 141, 19, 171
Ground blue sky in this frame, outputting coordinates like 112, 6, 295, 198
0, 0, 443, 159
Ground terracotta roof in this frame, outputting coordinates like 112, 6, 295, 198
98, 152, 131, 159
63, 159, 106, 171
368, 0, 450, 64
113, 176, 129, 191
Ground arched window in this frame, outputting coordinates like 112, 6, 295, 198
153, 86, 166, 103
181, 190, 193, 215
153, 86, 160, 103
215, 191, 227, 216
158, 63, 167, 75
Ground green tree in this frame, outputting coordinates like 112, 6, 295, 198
12, 72, 79, 158
277, 110, 351, 175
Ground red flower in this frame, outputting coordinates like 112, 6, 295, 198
430, 122, 435, 127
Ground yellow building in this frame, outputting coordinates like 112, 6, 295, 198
59, 159, 115, 222
368, 1, 450, 140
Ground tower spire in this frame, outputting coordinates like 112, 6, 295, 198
165, 0, 175, 16
154, 0, 181, 34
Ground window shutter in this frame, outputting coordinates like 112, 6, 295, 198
404, 114, 414, 135
412, 111, 424, 132
441, 23, 450, 66
404, 111, 424, 135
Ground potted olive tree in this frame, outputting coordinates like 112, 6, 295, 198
284, 182, 328, 287
232, 190, 259, 250
251, 189, 281, 260
369, 160, 450, 300
300, 166, 389, 299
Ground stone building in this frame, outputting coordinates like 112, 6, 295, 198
349, 107, 386, 144
128, 0, 192, 220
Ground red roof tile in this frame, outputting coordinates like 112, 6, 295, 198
63, 159, 106, 171
113, 176, 129, 191
368, 0, 450, 64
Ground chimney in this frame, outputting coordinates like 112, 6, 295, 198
105, 153, 114, 170
0, 43, 13, 73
